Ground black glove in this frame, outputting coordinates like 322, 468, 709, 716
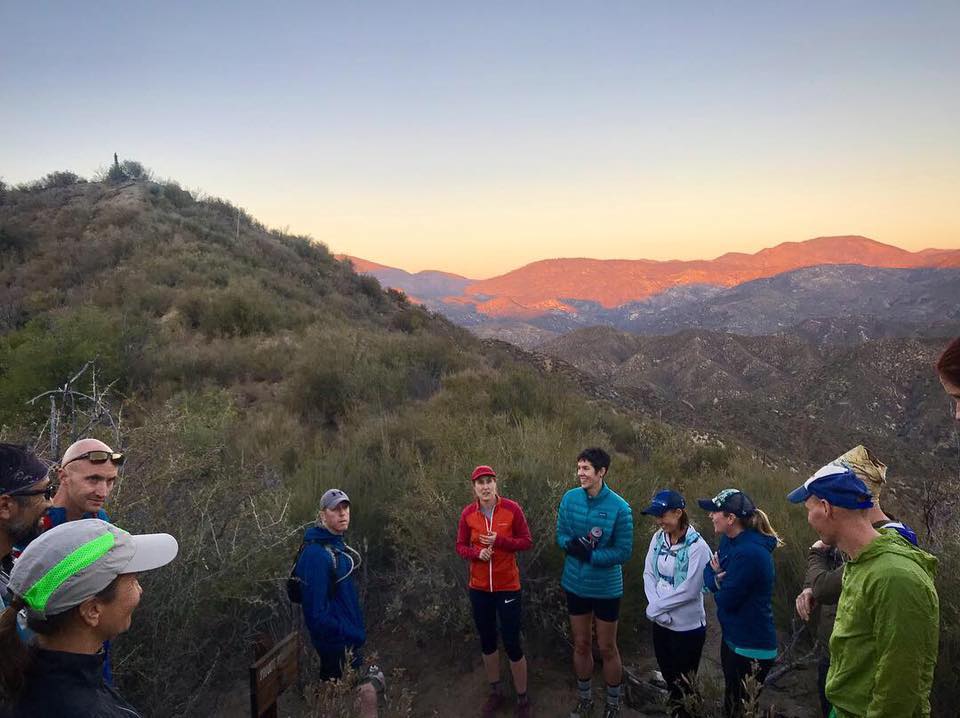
565, 537, 593, 562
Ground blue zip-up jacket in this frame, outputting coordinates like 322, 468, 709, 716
556, 483, 634, 599
702, 528, 778, 653
294, 526, 366, 654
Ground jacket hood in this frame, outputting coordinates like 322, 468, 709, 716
856, 530, 938, 578
304, 525, 344, 545
684, 526, 703, 546
734, 528, 778, 553
661, 526, 703, 548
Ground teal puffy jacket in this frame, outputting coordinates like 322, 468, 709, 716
556, 483, 634, 598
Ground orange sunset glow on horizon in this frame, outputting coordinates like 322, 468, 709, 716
3, 3, 958, 279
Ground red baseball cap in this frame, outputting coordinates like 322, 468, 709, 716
471, 465, 496, 482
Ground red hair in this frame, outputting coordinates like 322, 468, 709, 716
937, 337, 960, 385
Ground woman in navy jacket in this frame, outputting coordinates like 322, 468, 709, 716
698, 489, 782, 718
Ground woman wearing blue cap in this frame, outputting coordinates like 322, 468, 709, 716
641, 490, 711, 718
698, 489, 782, 718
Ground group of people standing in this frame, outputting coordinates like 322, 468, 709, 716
0, 439, 178, 717
453, 444, 785, 718
1, 339, 958, 718
442, 335, 959, 718
297, 336, 959, 718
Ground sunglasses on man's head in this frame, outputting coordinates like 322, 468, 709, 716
63, 450, 125, 467
5, 483, 57, 501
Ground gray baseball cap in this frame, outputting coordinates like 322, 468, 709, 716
319, 488, 350, 510
7, 519, 178, 618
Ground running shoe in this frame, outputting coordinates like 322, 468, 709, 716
515, 699, 532, 717
600, 703, 621, 718
568, 698, 594, 718
481, 691, 505, 717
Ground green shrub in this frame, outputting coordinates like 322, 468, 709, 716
35, 170, 85, 189
174, 282, 283, 337
159, 181, 195, 209
0, 306, 142, 426
680, 445, 733, 475
0, 225, 37, 259
120, 160, 151, 180
489, 367, 562, 421
111, 390, 301, 716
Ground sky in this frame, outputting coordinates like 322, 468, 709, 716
2, 1, 959, 278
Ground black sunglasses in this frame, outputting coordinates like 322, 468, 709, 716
63, 450, 125, 467
5, 483, 57, 501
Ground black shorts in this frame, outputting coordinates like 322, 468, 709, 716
469, 588, 524, 661
318, 647, 363, 681
565, 589, 621, 623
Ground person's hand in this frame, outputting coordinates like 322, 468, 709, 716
796, 587, 815, 621
565, 537, 592, 562
710, 552, 726, 585
479, 546, 494, 561
479, 531, 496, 546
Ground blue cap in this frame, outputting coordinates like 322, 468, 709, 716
641, 489, 685, 516
787, 463, 873, 510
697, 488, 756, 518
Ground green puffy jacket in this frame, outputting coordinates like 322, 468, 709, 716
826, 532, 939, 718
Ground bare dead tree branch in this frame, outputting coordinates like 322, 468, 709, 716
26, 361, 124, 463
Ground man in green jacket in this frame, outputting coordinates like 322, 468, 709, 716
794, 445, 920, 717
788, 463, 939, 717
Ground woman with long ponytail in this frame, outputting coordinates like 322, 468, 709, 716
0, 597, 32, 699
698, 489, 782, 718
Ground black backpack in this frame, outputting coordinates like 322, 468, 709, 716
287, 539, 339, 603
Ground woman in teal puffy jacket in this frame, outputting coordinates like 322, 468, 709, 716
556, 448, 634, 718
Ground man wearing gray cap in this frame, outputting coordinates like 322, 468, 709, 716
1, 444, 53, 609
291, 488, 377, 717
0, 518, 178, 716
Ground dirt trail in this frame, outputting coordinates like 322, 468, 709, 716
368, 602, 820, 718
213, 599, 820, 717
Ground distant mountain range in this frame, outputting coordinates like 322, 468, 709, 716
342, 236, 960, 347
537, 327, 959, 478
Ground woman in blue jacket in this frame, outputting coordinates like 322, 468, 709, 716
698, 489, 782, 718
641, 490, 711, 718
556, 448, 634, 718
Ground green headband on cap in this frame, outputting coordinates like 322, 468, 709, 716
23, 531, 116, 612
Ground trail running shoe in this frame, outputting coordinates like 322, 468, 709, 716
569, 698, 594, 718
515, 699, 532, 718
481, 691, 505, 717
364, 664, 385, 695
600, 703, 621, 718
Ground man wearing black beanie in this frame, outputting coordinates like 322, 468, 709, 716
0, 444, 52, 607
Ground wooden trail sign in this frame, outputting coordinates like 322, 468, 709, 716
250, 631, 299, 718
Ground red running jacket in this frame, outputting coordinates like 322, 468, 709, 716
456, 497, 533, 592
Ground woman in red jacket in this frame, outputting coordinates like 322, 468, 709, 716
456, 465, 534, 718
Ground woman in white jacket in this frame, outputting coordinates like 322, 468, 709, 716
641, 490, 712, 717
